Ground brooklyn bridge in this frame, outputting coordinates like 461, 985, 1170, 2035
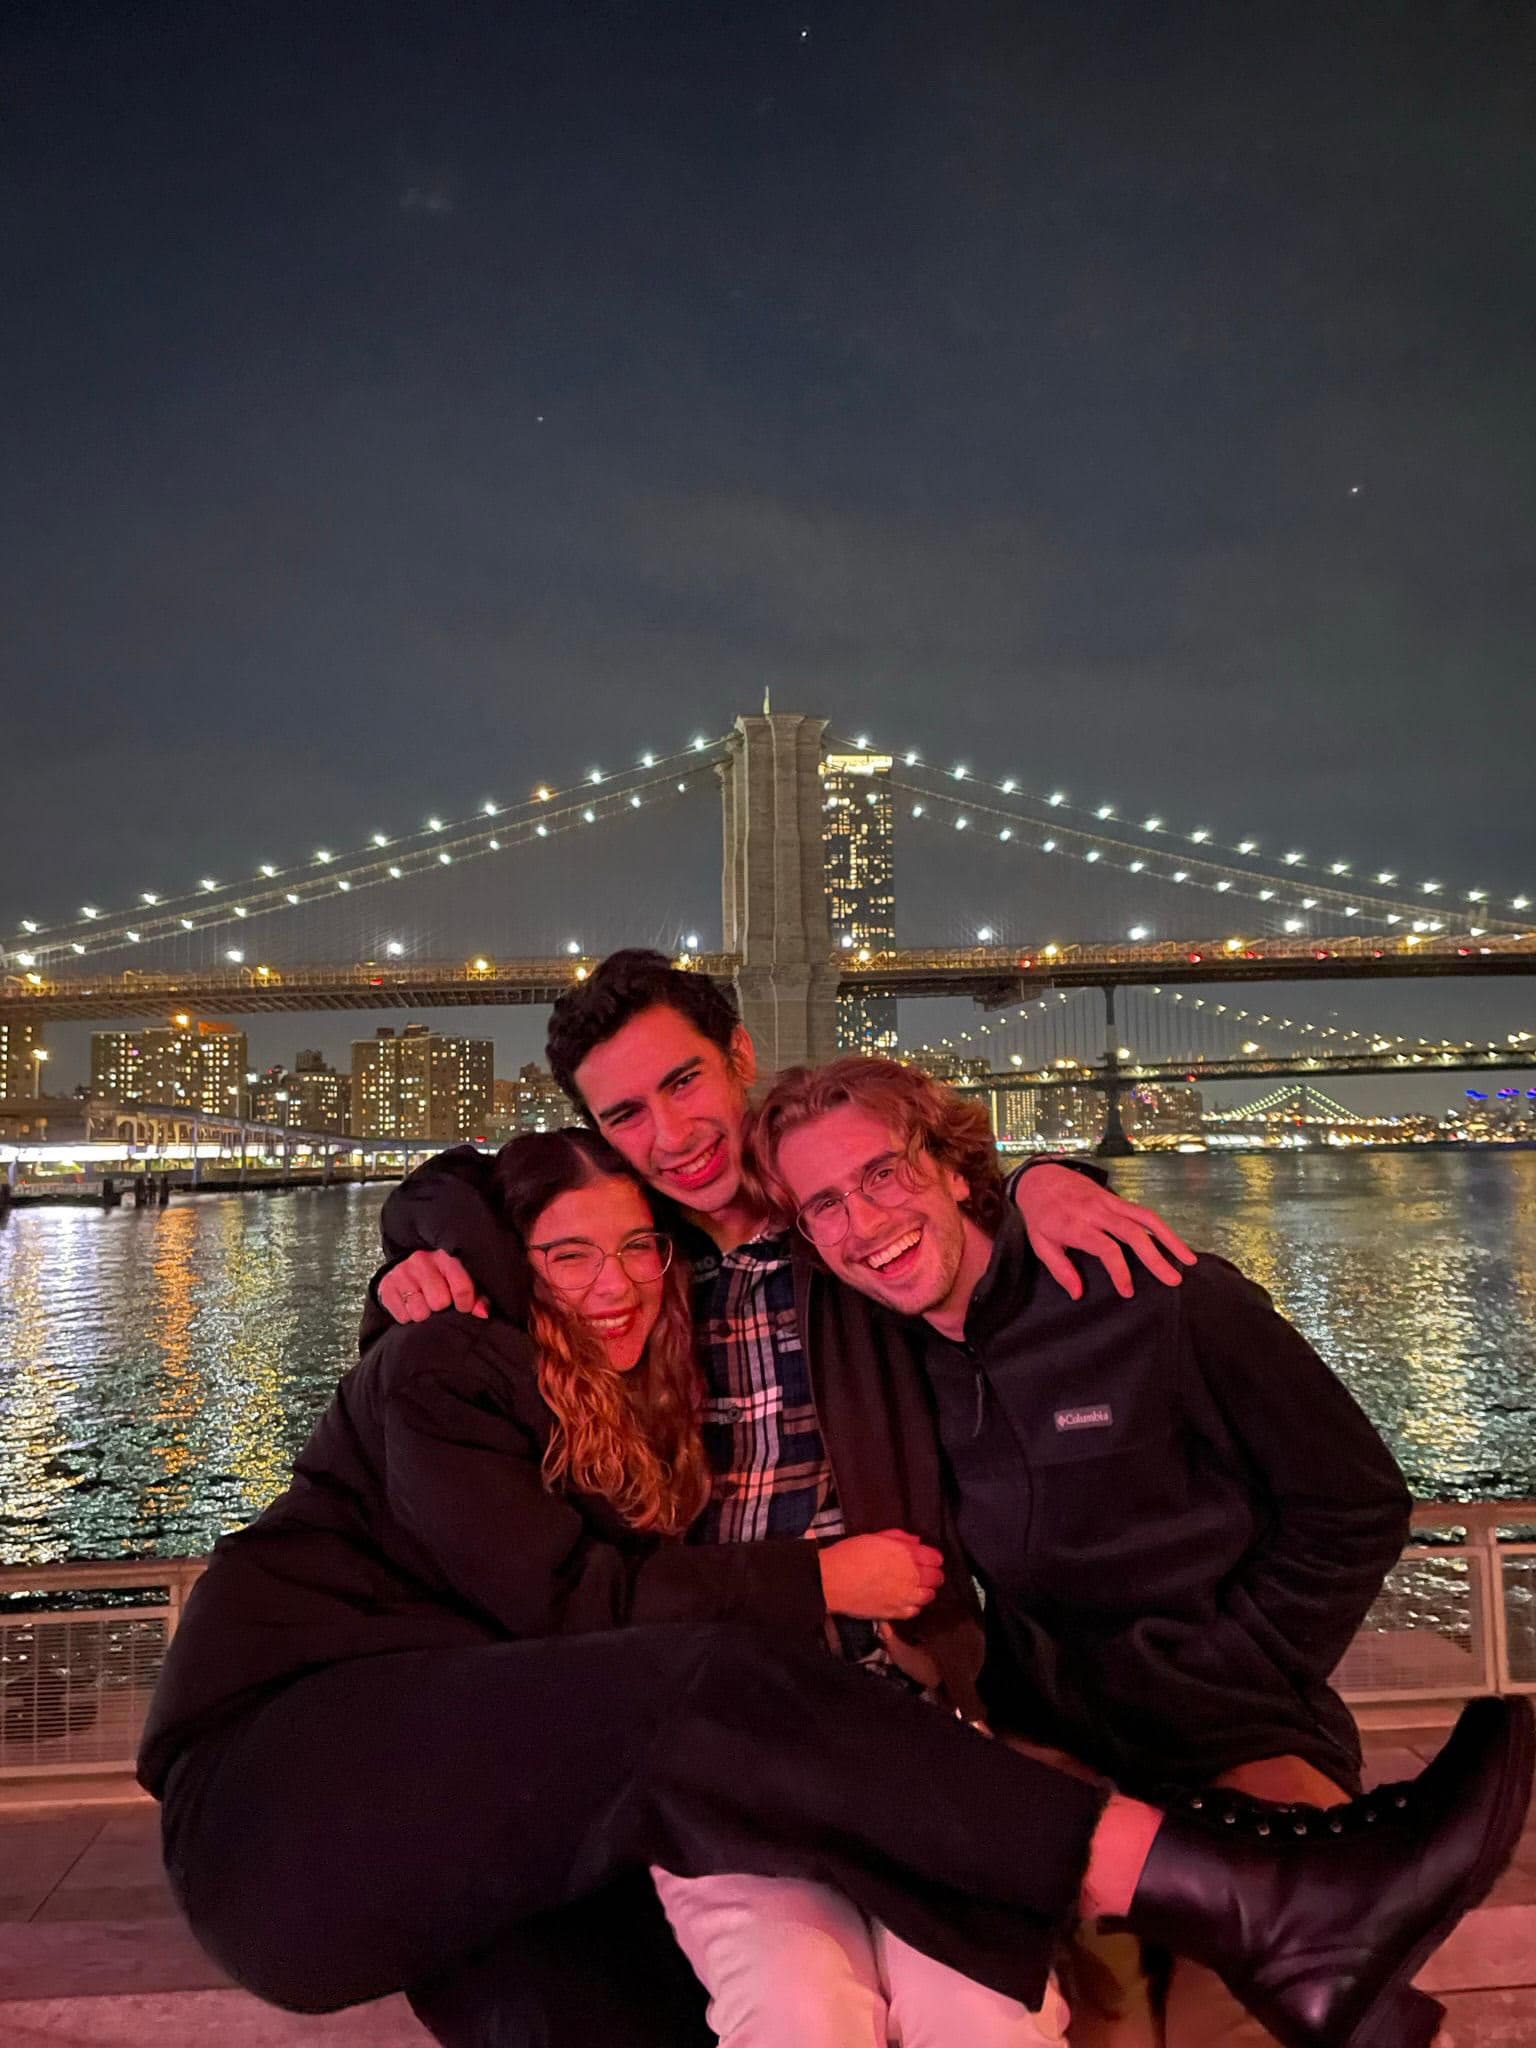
4, 711, 1533, 1154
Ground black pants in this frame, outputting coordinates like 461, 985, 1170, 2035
162, 1623, 1101, 2034
408, 1875, 713, 2048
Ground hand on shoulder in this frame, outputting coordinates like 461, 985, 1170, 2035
381, 1249, 489, 1323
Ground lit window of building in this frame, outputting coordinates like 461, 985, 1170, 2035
351, 1025, 493, 1141
821, 748, 896, 1052
1, 1017, 47, 1099
90, 1023, 248, 1116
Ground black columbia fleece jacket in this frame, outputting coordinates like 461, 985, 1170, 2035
920, 1209, 1412, 1795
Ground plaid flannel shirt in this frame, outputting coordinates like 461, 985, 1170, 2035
689, 1228, 894, 1672
691, 1229, 844, 1546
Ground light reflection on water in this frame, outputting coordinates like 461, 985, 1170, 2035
0, 1187, 390, 1565
1115, 1150, 1536, 1505
1, 1154, 1534, 1565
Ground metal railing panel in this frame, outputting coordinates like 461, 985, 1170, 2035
1333, 1549, 1494, 1703
0, 1560, 203, 1777
0, 1610, 170, 1774
1, 1507, 1533, 1778
1497, 1546, 1536, 1692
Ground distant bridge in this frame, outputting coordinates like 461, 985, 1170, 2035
952, 1045, 1536, 1094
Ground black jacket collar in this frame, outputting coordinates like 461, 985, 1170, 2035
958, 1207, 1040, 1349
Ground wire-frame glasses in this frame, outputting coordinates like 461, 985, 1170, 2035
796, 1155, 918, 1247
529, 1231, 674, 1294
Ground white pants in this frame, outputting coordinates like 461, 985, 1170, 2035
652, 1866, 1070, 2048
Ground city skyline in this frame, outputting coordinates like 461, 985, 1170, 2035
0, 994, 1525, 1155
12, 879, 1536, 1127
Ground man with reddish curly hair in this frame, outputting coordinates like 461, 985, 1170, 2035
753, 1056, 1419, 2048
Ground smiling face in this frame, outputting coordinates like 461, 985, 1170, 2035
773, 1102, 993, 1331
574, 1003, 758, 1228
527, 1174, 668, 1373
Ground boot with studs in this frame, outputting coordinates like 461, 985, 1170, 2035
1121, 1694, 1533, 2048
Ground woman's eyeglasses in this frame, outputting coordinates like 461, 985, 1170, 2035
528, 1231, 674, 1294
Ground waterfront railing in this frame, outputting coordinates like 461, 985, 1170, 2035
2, 1503, 1534, 1779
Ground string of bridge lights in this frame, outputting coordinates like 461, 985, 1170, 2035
8, 734, 730, 967
892, 781, 1484, 938
1204, 1084, 1365, 1126
899, 989, 1343, 1069
832, 732, 1531, 936
898, 984, 1536, 1071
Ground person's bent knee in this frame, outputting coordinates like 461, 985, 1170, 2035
657, 1869, 885, 2048
707, 1925, 885, 2048
174, 1896, 398, 2017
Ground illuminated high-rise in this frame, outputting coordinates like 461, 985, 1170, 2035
490, 1063, 571, 1141
91, 1031, 147, 1102
0, 1015, 46, 1098
352, 1025, 493, 1141
821, 747, 897, 1051
90, 1022, 249, 1115
250, 1051, 352, 1134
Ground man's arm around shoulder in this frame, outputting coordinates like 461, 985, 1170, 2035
360, 1144, 502, 1354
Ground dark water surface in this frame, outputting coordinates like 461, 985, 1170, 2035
2, 1151, 1534, 1564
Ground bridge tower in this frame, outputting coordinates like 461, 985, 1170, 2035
719, 712, 840, 1073
1096, 985, 1136, 1158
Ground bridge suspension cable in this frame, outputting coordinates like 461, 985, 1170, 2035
889, 776, 1512, 938
831, 730, 1530, 936
8, 733, 731, 969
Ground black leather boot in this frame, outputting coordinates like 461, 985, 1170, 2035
1124, 1694, 1533, 2048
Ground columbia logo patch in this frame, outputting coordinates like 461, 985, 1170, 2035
1054, 1404, 1113, 1433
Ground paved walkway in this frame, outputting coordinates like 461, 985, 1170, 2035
0, 1729, 1533, 2043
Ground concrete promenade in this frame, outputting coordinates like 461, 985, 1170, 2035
1, 1729, 1534, 2045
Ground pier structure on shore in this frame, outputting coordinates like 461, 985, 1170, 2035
0, 1100, 440, 1205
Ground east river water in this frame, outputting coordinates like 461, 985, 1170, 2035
2, 1150, 1535, 1565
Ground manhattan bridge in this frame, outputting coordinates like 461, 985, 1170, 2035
4, 711, 1534, 1155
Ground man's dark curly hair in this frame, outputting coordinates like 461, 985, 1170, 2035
546, 948, 743, 1117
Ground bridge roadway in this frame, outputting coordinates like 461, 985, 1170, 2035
4, 932, 1536, 1021
845, 932, 1536, 1001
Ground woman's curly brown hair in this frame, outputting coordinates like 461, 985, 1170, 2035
746, 1056, 1006, 1235
490, 1129, 711, 1536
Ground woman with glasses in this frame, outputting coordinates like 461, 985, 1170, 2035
137, 1130, 1528, 2048
138, 1127, 1030, 2045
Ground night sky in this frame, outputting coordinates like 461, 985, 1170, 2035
4, 0, 1535, 1103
